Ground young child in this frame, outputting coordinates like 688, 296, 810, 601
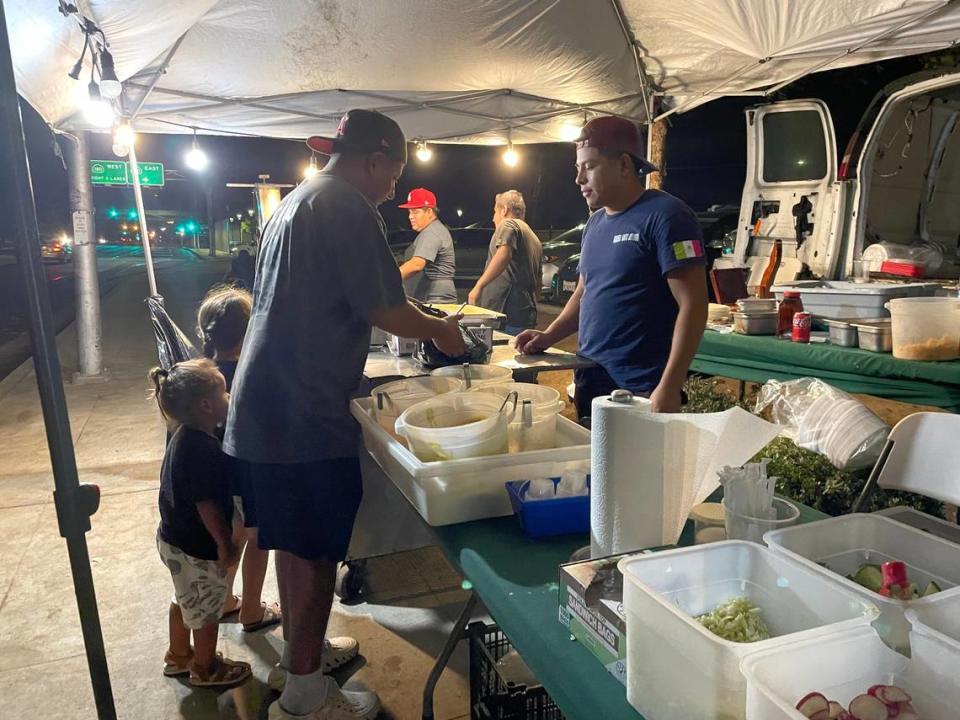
197, 285, 281, 632
151, 358, 252, 687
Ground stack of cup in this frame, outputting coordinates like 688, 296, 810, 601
796, 394, 887, 470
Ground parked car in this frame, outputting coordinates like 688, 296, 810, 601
721, 69, 960, 285
541, 225, 584, 298
550, 252, 580, 304
40, 235, 72, 263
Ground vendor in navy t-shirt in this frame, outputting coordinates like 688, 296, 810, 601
515, 116, 708, 418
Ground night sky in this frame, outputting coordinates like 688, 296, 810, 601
15, 49, 944, 243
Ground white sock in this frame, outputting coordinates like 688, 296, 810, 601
280, 642, 293, 671
281, 668, 331, 716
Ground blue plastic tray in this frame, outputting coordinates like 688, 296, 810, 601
505, 477, 590, 538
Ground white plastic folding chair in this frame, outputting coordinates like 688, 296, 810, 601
852, 412, 960, 541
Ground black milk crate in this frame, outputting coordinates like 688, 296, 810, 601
467, 621, 565, 720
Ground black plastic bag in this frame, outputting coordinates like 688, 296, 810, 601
146, 295, 199, 370
410, 301, 492, 368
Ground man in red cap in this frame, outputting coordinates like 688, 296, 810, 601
397, 187, 457, 302
224, 109, 465, 720
516, 116, 707, 417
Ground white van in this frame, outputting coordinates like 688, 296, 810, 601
723, 69, 960, 288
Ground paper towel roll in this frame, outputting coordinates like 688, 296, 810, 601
590, 393, 780, 557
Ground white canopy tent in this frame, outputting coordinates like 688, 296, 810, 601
8, 0, 960, 143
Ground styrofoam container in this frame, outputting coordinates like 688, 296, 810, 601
765, 513, 960, 652
430, 363, 513, 389
351, 397, 590, 526
395, 392, 513, 462
771, 280, 939, 319
371, 376, 464, 436
741, 626, 960, 720
618, 541, 878, 720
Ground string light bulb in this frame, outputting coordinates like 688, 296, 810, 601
502, 128, 519, 167
303, 153, 319, 179
97, 48, 122, 99
415, 141, 433, 163
112, 121, 134, 157
84, 81, 114, 127
184, 128, 208, 171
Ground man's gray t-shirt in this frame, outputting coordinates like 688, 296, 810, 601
478, 218, 543, 329
402, 220, 457, 302
223, 175, 406, 464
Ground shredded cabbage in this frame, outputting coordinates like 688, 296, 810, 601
696, 596, 771, 643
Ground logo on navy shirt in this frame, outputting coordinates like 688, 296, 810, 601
612, 233, 640, 244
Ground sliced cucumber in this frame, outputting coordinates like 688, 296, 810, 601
852, 564, 884, 593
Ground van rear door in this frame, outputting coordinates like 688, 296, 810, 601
731, 100, 840, 285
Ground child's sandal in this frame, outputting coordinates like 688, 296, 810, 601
189, 654, 252, 688
162, 649, 194, 677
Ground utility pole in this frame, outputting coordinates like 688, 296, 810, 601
205, 181, 215, 257
64, 133, 105, 382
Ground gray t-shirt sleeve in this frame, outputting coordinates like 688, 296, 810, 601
493, 221, 520, 252
411, 223, 443, 263
330, 201, 406, 316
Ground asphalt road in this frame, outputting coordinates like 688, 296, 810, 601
0, 244, 202, 381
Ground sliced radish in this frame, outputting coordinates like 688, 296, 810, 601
809, 711, 831, 720
877, 687, 912, 705
849, 694, 890, 720
797, 692, 830, 718
828, 701, 845, 719
896, 712, 919, 720
867, 685, 888, 699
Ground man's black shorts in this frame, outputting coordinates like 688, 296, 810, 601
241, 456, 363, 562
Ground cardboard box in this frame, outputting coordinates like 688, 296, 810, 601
558, 553, 629, 685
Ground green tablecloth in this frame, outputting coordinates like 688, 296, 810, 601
693, 330, 960, 411
433, 501, 827, 720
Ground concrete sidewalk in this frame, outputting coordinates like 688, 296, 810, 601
0, 258, 471, 719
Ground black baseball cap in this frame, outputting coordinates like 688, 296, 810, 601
307, 109, 407, 162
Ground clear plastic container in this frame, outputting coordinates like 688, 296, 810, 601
690, 502, 726, 544
885, 297, 960, 361
395, 392, 514, 462
741, 626, 960, 720
617, 541, 877, 720
764, 513, 960, 652
723, 498, 799, 545
430, 363, 513, 389
469, 382, 565, 452
906, 592, 960, 677
371, 376, 464, 437
352, 397, 591, 526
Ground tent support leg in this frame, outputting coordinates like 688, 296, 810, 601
0, 2, 116, 717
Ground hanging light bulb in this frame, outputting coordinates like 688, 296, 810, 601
98, 48, 122, 99
184, 129, 209, 171
84, 81, 114, 128
112, 121, 135, 157
560, 122, 583, 142
415, 141, 433, 163
303, 153, 319, 179
502, 142, 519, 168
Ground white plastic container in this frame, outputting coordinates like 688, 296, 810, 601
885, 297, 960, 361
618, 541, 877, 720
906, 592, 960, 678
771, 280, 939, 319
741, 626, 960, 720
430, 363, 513, 389
765, 513, 960, 652
371, 377, 463, 437
352, 397, 590, 526
469, 382, 565, 452
395, 392, 513, 462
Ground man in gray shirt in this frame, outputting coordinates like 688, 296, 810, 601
224, 110, 464, 720
397, 187, 457, 302
468, 189, 543, 333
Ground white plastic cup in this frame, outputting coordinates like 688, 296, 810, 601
556, 468, 588, 497
723, 497, 800, 545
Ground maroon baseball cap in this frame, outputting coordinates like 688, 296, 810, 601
398, 188, 437, 209
306, 109, 407, 162
575, 116, 657, 174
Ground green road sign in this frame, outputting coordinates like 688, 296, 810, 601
90, 160, 164, 187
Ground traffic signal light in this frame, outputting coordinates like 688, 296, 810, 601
106, 207, 119, 219
185, 221, 197, 232
126, 208, 138, 220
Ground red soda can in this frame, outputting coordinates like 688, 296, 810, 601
791, 312, 812, 343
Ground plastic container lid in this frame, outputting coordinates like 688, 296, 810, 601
690, 502, 725, 526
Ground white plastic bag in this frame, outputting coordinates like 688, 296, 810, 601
754, 377, 889, 471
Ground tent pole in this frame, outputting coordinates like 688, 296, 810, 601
126, 139, 158, 296
0, 2, 116, 717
